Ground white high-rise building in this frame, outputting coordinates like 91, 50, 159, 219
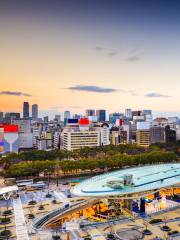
61, 129, 100, 151
61, 120, 110, 151
93, 123, 110, 146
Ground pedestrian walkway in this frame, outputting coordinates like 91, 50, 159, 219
70, 229, 80, 240
89, 228, 106, 240
54, 190, 70, 204
13, 197, 29, 240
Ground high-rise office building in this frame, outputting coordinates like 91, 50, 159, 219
64, 111, 71, 125
44, 116, 49, 123
5, 112, 20, 119
132, 110, 142, 118
32, 104, 38, 119
85, 109, 95, 117
54, 115, 61, 123
136, 129, 150, 147
136, 122, 151, 147
61, 129, 100, 151
23, 102, 29, 119
165, 125, 176, 144
3, 112, 20, 124
150, 126, 165, 144
142, 110, 152, 116
96, 109, 106, 122
109, 112, 122, 124
125, 109, 132, 119
64, 111, 71, 119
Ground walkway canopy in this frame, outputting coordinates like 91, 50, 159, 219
0, 185, 18, 197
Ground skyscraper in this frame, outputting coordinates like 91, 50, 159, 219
54, 115, 61, 123
23, 102, 29, 119
64, 111, 71, 125
64, 111, 71, 120
85, 109, 95, 117
44, 116, 49, 123
96, 109, 106, 122
32, 104, 38, 119
125, 109, 132, 119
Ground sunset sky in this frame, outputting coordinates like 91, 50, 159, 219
1, 0, 180, 117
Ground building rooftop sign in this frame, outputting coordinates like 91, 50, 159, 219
0, 124, 19, 133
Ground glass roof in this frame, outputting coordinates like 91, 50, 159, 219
72, 163, 180, 197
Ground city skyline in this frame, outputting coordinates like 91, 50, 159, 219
1, 0, 180, 115
2, 100, 180, 120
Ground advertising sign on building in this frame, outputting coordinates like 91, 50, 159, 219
0, 125, 19, 153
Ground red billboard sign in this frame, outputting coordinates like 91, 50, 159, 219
78, 118, 89, 125
0, 125, 19, 133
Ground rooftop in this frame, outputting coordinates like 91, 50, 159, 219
72, 163, 180, 197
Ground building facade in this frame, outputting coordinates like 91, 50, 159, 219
12, 119, 33, 149
136, 129, 150, 147
23, 102, 29, 119
61, 129, 100, 151
150, 126, 165, 144
96, 109, 106, 122
32, 104, 38, 119
85, 109, 95, 117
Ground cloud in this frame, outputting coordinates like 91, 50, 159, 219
67, 85, 118, 93
145, 92, 171, 98
126, 55, 140, 62
95, 46, 104, 51
108, 51, 119, 57
125, 48, 143, 62
0, 91, 32, 97
95, 46, 119, 57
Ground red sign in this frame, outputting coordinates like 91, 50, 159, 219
119, 119, 123, 126
0, 125, 19, 133
78, 118, 89, 125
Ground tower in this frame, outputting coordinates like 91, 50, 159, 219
32, 104, 38, 119
23, 102, 29, 119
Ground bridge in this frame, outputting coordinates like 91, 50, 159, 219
33, 198, 98, 229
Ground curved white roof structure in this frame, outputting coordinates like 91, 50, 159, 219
72, 163, 180, 197
0, 185, 18, 195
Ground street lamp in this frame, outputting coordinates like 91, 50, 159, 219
45, 169, 52, 198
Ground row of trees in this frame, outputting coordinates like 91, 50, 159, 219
4, 151, 178, 178
1, 144, 147, 163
